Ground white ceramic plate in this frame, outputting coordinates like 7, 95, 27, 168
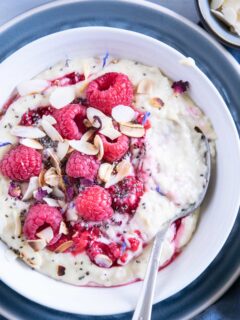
0, 27, 239, 315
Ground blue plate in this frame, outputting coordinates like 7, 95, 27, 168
0, 1, 240, 319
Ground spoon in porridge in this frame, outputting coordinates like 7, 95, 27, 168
132, 132, 211, 320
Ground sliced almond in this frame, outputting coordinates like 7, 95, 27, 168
28, 239, 47, 252
56, 140, 69, 161
42, 115, 56, 125
46, 149, 61, 175
55, 240, 73, 253
39, 169, 46, 187
105, 160, 132, 188
11, 126, 46, 139
36, 226, 54, 244
112, 105, 135, 123
43, 197, 60, 207
49, 86, 75, 109
136, 79, 154, 94
94, 135, 104, 160
59, 221, 68, 235
41, 186, 53, 194
66, 206, 78, 222
99, 127, 122, 140
52, 187, 65, 198
94, 254, 112, 268
87, 107, 112, 128
17, 79, 49, 96
82, 59, 91, 79
98, 163, 113, 183
81, 129, 96, 142
41, 117, 64, 142
44, 167, 61, 187
83, 118, 92, 128
68, 140, 99, 155
119, 122, 145, 138
20, 138, 43, 150
22, 176, 39, 201
149, 97, 164, 109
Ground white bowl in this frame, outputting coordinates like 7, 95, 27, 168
0, 27, 239, 316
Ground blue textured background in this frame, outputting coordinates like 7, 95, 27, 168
0, 1, 239, 319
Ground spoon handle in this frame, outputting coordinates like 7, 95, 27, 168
132, 226, 169, 320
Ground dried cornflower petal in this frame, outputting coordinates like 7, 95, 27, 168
8, 181, 22, 199
171, 80, 189, 95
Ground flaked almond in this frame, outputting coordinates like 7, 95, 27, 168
11, 126, 46, 139
119, 122, 145, 138
105, 160, 132, 188
20, 138, 43, 150
66, 206, 78, 221
17, 79, 49, 96
81, 129, 96, 142
59, 221, 68, 235
98, 163, 113, 183
82, 60, 91, 79
112, 105, 135, 123
99, 127, 121, 140
94, 135, 104, 160
136, 78, 154, 94
149, 97, 164, 109
44, 167, 61, 187
94, 254, 112, 268
39, 169, 46, 187
36, 226, 54, 243
87, 107, 112, 129
28, 239, 47, 252
55, 240, 73, 253
49, 86, 75, 109
52, 187, 65, 198
222, 6, 237, 25
42, 114, 56, 125
83, 118, 92, 128
46, 149, 61, 175
68, 139, 98, 155
43, 197, 60, 207
41, 117, 64, 142
56, 141, 69, 161
58, 200, 68, 211
41, 186, 53, 194
22, 176, 39, 201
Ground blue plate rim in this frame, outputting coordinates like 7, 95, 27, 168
0, 1, 240, 319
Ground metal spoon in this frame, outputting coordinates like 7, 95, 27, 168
132, 133, 211, 320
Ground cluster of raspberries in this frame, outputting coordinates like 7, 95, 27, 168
0, 71, 145, 263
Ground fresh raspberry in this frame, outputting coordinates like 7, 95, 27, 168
53, 104, 86, 140
87, 241, 121, 267
108, 176, 144, 214
51, 72, 85, 87
136, 112, 151, 130
20, 106, 54, 126
0, 145, 42, 181
23, 204, 63, 245
75, 186, 113, 221
66, 151, 100, 180
86, 72, 134, 115
100, 134, 129, 163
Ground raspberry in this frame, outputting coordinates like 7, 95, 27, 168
75, 185, 113, 221
100, 134, 129, 163
0, 145, 42, 181
86, 72, 133, 115
108, 176, 144, 214
66, 151, 100, 180
51, 72, 85, 87
20, 106, 54, 126
53, 104, 86, 140
87, 241, 121, 267
23, 204, 63, 245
